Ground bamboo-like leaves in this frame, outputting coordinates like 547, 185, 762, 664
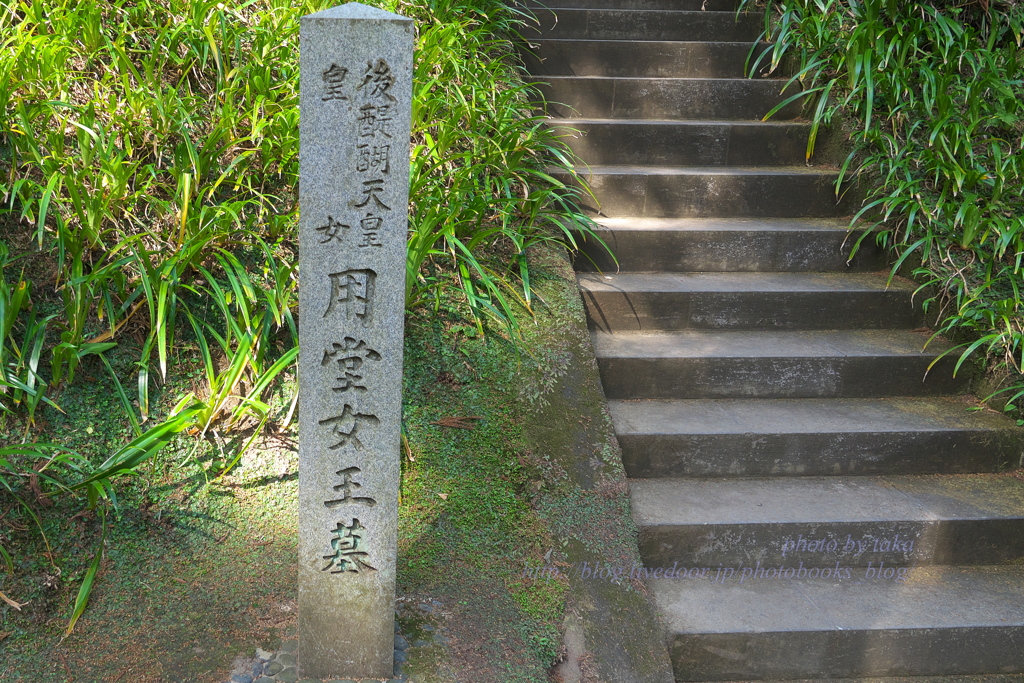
0, 0, 609, 637
407, 4, 605, 334
65, 506, 104, 637
69, 403, 203, 492
744, 0, 1024, 391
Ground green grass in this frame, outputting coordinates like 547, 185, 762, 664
0, 0, 600, 639
745, 0, 1024, 407
0, 0, 596, 439
0, 244, 603, 680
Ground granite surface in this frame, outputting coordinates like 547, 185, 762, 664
298, 3, 413, 679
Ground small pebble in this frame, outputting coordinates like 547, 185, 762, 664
256, 647, 275, 661
394, 650, 407, 664
277, 667, 299, 683
265, 661, 284, 676
255, 678, 275, 683
278, 652, 297, 668
282, 639, 299, 654
412, 640, 428, 648
420, 624, 434, 632
298, 679, 321, 683
285, 625, 297, 637
417, 603, 433, 613
394, 634, 408, 651
231, 675, 253, 683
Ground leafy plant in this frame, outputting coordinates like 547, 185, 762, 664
0, 401, 203, 634
0, 0, 597, 433
0, 0, 600, 636
745, 0, 1024, 402
406, 3, 600, 332
0, 242, 59, 432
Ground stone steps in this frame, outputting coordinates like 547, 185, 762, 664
593, 329, 966, 399
523, 40, 773, 78
549, 119, 810, 166
574, 218, 887, 273
538, 76, 801, 120
612, 397, 1022, 477
653, 565, 1024, 680
632, 474, 1024, 568
720, 677, 1024, 683
564, 165, 848, 218
522, 1, 1024, 680
519, 0, 739, 10
579, 271, 920, 331
524, 8, 764, 42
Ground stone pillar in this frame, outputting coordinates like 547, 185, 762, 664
297, 4, 412, 679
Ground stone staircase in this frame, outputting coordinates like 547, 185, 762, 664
521, 0, 1024, 680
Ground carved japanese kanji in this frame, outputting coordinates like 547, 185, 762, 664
357, 102, 392, 139
299, 7, 411, 676
357, 58, 396, 102
316, 215, 350, 243
322, 63, 349, 101
321, 337, 382, 392
353, 179, 391, 211
356, 143, 391, 174
322, 518, 377, 574
324, 466, 378, 509
358, 213, 384, 248
319, 405, 380, 450
324, 269, 376, 323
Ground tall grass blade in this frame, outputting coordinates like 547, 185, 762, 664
65, 506, 104, 636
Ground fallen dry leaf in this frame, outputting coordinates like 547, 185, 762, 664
84, 301, 145, 344
438, 493, 448, 500
430, 415, 483, 430
0, 590, 27, 610
28, 470, 53, 508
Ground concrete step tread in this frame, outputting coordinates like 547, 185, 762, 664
573, 165, 837, 176
523, 39, 774, 78
528, 38, 765, 46
539, 76, 803, 122
553, 116, 814, 166
717, 677, 1024, 682
591, 217, 856, 231
652, 564, 1024, 633
575, 218, 887, 275
526, 8, 764, 41
579, 271, 912, 293
592, 329, 950, 359
718, 677, 1024, 683
533, 6, 750, 11
541, 74, 787, 82
518, 0, 739, 10
550, 117, 808, 127
630, 473, 1024, 526
609, 397, 1014, 435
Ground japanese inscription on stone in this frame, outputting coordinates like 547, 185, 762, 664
298, 4, 412, 680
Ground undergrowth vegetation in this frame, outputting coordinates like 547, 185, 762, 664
0, 0, 591, 636
745, 0, 1024, 405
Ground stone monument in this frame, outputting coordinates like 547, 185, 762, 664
298, 4, 413, 679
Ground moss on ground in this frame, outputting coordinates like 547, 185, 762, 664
1, 243, 670, 681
